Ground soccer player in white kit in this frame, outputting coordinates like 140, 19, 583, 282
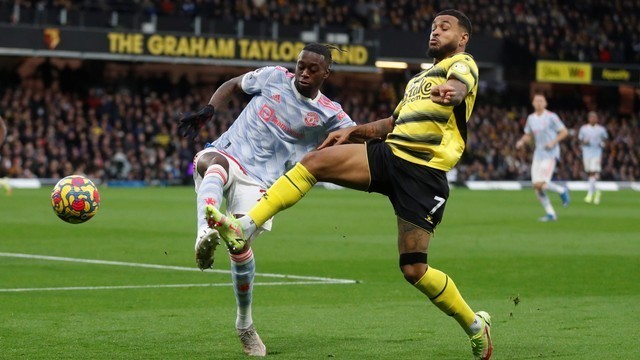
177, 43, 355, 356
579, 111, 608, 204
516, 94, 570, 222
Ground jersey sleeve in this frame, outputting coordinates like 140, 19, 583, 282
241, 66, 279, 95
551, 113, 566, 131
600, 127, 609, 141
326, 106, 356, 132
447, 54, 478, 95
524, 116, 532, 134
578, 126, 586, 141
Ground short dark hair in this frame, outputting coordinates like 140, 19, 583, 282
302, 43, 342, 68
435, 9, 472, 38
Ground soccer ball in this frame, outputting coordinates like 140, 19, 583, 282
51, 175, 100, 224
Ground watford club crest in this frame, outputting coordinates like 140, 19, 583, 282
43, 28, 60, 50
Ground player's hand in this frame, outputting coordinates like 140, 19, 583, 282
178, 105, 215, 139
430, 84, 457, 105
545, 141, 556, 150
318, 127, 357, 149
516, 139, 524, 149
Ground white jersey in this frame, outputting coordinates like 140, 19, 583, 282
524, 110, 566, 160
578, 124, 607, 159
210, 66, 355, 188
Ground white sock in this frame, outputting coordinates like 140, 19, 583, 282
239, 216, 258, 239
588, 176, 597, 196
196, 165, 227, 232
231, 248, 255, 329
467, 314, 483, 336
545, 182, 565, 194
536, 190, 556, 216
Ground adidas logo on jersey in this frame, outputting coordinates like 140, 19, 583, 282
271, 94, 281, 103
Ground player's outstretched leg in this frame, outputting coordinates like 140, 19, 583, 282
470, 311, 493, 360
560, 186, 571, 207
205, 205, 246, 252
194, 228, 221, 270
237, 324, 266, 356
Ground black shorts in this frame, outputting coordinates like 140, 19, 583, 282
366, 140, 449, 232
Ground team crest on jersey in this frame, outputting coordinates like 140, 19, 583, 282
452, 62, 470, 75
304, 112, 320, 126
271, 94, 281, 103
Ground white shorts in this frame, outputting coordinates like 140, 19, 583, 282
531, 158, 556, 184
193, 148, 273, 235
583, 157, 601, 173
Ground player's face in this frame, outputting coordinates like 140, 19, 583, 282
294, 50, 330, 98
588, 113, 598, 125
532, 95, 547, 112
428, 15, 467, 60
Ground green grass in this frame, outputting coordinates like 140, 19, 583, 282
1, 186, 639, 359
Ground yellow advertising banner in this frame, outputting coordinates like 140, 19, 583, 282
536, 61, 592, 84
105, 32, 371, 65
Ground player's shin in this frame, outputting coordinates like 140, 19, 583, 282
536, 189, 556, 216
231, 248, 255, 329
247, 162, 317, 227
414, 266, 477, 335
194, 165, 226, 268
197, 165, 226, 230
588, 175, 597, 196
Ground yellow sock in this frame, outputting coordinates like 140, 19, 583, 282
414, 266, 476, 332
248, 163, 317, 227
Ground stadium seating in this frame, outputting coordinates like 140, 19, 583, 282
2, 0, 638, 63
0, 71, 638, 182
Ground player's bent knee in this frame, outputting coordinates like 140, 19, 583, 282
197, 153, 229, 177
401, 265, 428, 284
299, 151, 324, 173
399, 253, 428, 284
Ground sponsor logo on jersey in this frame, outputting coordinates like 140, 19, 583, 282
258, 104, 303, 138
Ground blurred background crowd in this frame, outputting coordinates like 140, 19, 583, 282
1, 68, 638, 184
4, 0, 639, 63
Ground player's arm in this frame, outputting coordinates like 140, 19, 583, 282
545, 127, 568, 149
207, 75, 245, 108
430, 79, 468, 106
178, 75, 245, 139
516, 133, 532, 149
318, 116, 395, 149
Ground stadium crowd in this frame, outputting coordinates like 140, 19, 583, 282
4, 0, 640, 63
0, 69, 638, 184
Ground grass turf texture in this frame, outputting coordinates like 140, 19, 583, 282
1, 187, 638, 359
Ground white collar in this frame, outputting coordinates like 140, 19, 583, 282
291, 78, 322, 103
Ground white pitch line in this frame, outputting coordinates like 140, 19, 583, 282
0, 252, 358, 285
0, 281, 352, 293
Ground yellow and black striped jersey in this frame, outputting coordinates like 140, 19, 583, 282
386, 52, 478, 171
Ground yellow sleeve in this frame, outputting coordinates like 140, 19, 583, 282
446, 56, 478, 95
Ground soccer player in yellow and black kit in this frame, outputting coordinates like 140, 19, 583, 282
208, 9, 492, 360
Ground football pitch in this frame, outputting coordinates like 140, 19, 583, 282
1, 186, 638, 359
